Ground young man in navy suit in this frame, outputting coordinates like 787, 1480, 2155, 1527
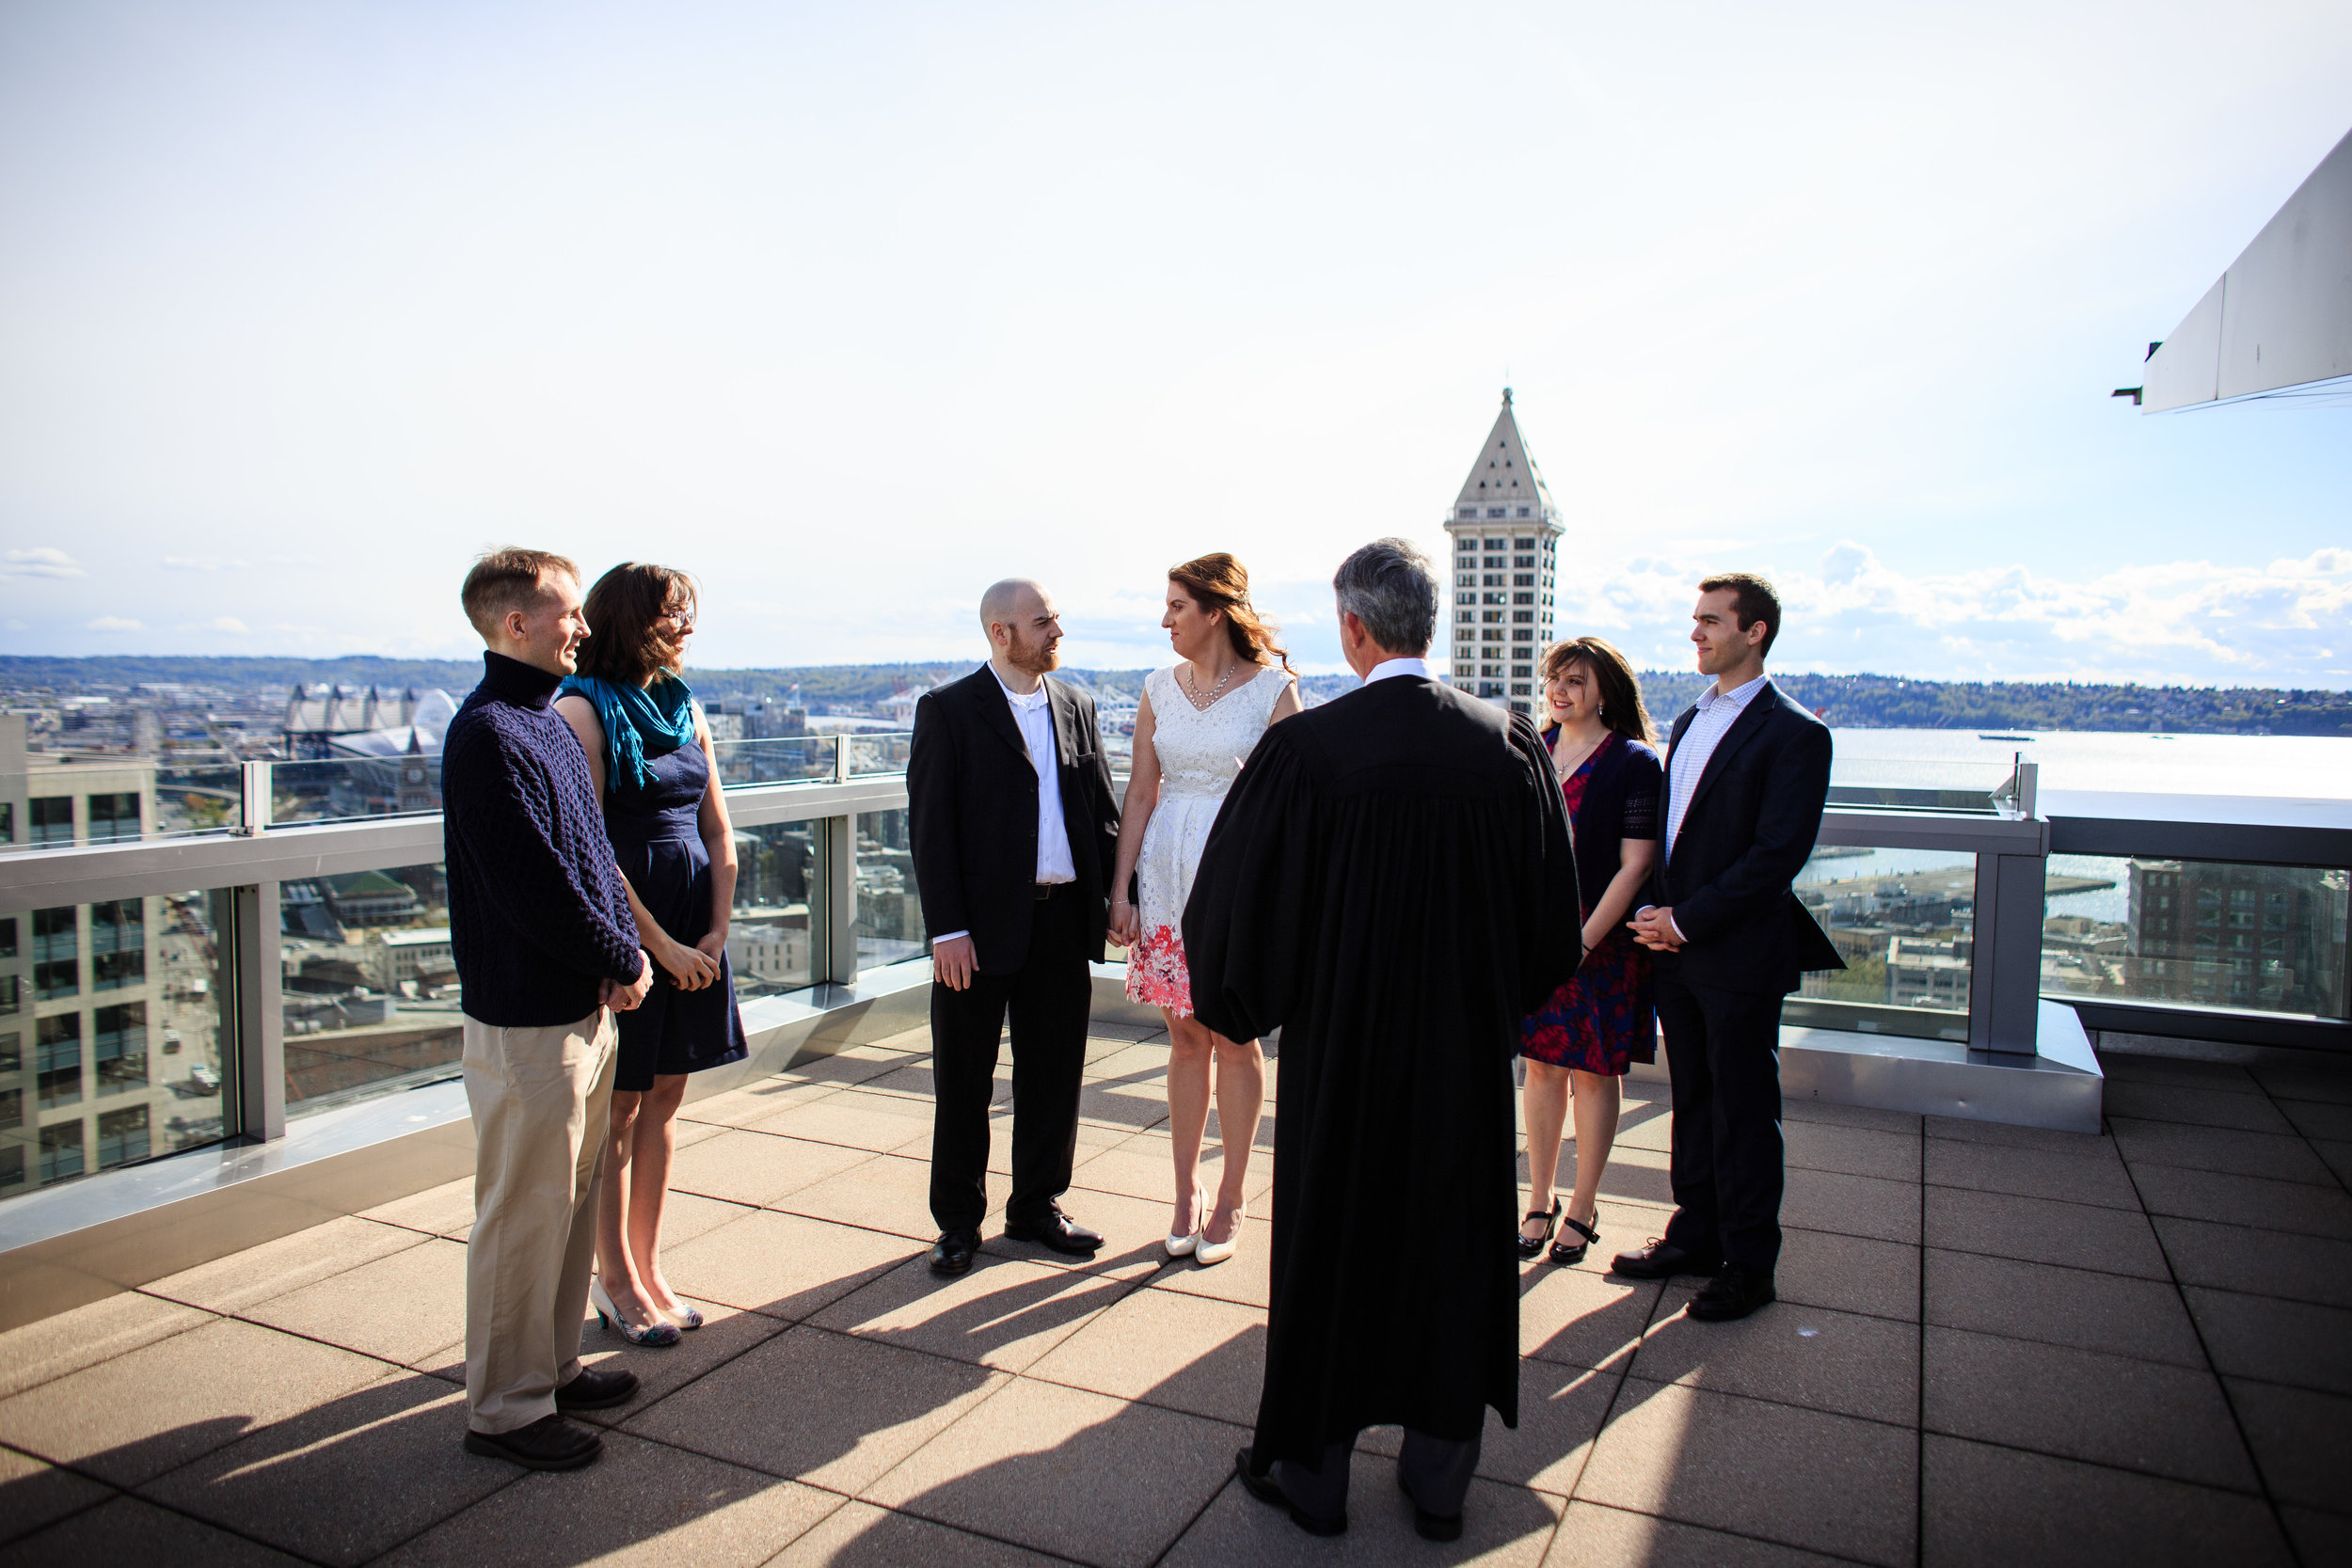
1616, 574, 1841, 1322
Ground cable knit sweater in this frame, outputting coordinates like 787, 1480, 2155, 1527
443, 651, 645, 1026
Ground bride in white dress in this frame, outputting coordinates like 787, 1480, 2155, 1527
1108, 553, 1300, 1266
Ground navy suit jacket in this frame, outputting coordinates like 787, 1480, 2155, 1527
1648, 679, 1844, 997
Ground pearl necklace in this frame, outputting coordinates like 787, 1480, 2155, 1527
1178, 659, 1240, 711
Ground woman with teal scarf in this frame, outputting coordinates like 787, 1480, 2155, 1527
555, 562, 747, 1349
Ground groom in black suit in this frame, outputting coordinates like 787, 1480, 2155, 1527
1617, 573, 1842, 1322
908, 578, 1121, 1276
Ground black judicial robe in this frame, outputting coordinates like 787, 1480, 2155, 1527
1184, 673, 1581, 1464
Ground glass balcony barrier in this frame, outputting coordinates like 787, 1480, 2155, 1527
854, 808, 926, 970
847, 734, 914, 778
3, 763, 246, 852
730, 820, 824, 997
712, 736, 837, 788
1789, 835, 1978, 1042
1826, 753, 2025, 816
2040, 855, 2349, 1022
279, 862, 461, 1119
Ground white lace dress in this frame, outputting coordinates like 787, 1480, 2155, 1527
1124, 662, 1288, 1015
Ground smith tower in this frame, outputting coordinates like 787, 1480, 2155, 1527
1442, 388, 1562, 716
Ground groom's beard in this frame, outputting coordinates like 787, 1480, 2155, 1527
1009, 630, 1061, 676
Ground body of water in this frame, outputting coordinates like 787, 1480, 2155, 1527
1827, 727, 2352, 801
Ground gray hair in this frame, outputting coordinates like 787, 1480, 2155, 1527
1331, 537, 1438, 656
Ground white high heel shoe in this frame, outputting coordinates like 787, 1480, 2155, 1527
1195, 1201, 1245, 1267
1165, 1184, 1208, 1258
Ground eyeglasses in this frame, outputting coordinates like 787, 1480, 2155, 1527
661, 610, 697, 631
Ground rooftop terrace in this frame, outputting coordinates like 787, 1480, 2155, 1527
1, 1018, 2346, 1567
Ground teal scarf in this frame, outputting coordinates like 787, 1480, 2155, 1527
558, 673, 697, 797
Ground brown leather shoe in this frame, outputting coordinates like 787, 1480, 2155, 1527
464, 1414, 601, 1470
1610, 1238, 1724, 1280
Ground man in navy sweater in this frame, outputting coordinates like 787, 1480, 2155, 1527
444, 547, 653, 1471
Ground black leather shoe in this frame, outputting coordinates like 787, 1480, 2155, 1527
930, 1227, 982, 1275
1002, 1212, 1104, 1256
1397, 1465, 1463, 1542
554, 1365, 639, 1412
1689, 1263, 1777, 1323
465, 1414, 602, 1470
1610, 1238, 1724, 1280
1235, 1448, 1345, 1537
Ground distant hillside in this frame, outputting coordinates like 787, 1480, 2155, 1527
3, 656, 2347, 735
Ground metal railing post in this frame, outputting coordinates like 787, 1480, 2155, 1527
825, 814, 859, 985
236, 760, 273, 837
231, 881, 286, 1139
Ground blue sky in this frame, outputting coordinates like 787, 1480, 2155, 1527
1, 1, 2346, 683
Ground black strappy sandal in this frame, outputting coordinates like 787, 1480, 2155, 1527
1550, 1212, 1600, 1266
1517, 1198, 1561, 1260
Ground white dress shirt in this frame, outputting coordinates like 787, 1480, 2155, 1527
1643, 670, 1769, 943
932, 665, 1074, 949
1365, 656, 1431, 684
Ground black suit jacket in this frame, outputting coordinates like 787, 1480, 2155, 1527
1648, 679, 1844, 997
908, 665, 1121, 975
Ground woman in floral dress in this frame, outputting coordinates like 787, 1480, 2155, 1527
1107, 553, 1300, 1266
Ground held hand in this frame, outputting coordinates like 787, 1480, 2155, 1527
658, 939, 720, 991
1108, 898, 1138, 948
932, 934, 977, 992
1629, 906, 1683, 953
691, 930, 730, 990
611, 951, 656, 1011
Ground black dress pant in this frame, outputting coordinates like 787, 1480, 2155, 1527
928, 884, 1092, 1235
1275, 1431, 1482, 1524
1656, 976, 1788, 1274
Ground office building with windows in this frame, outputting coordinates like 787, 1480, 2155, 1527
1441, 388, 1563, 715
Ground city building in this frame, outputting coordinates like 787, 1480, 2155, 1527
1441, 389, 1563, 715
2127, 858, 2349, 1014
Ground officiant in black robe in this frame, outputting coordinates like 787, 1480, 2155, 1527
1185, 539, 1581, 1542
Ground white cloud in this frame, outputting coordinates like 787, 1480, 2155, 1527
85, 615, 143, 631
3, 547, 85, 579
172, 615, 250, 634
163, 555, 248, 571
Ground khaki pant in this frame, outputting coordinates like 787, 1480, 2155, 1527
461, 1007, 617, 1433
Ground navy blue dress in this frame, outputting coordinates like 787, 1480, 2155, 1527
606, 738, 748, 1091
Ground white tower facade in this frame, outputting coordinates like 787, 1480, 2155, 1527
1442, 388, 1563, 718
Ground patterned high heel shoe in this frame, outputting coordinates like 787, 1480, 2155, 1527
660, 1301, 705, 1332
1165, 1183, 1208, 1259
590, 1277, 681, 1347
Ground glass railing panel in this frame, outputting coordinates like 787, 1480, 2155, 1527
1, 889, 237, 1204
271, 756, 441, 828
711, 736, 836, 788
151, 763, 246, 838
847, 734, 914, 777
1826, 754, 2018, 815
1, 762, 246, 852
1788, 836, 1979, 1041
2041, 856, 2349, 1020
280, 863, 461, 1117
730, 820, 823, 995
853, 808, 926, 971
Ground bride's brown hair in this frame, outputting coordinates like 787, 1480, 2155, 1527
1168, 553, 1291, 673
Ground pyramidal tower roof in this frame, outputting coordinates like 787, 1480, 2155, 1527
1453, 388, 1557, 519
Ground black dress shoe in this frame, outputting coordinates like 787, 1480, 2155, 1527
1610, 1238, 1724, 1280
1002, 1212, 1104, 1256
465, 1414, 602, 1470
1234, 1448, 1345, 1537
930, 1227, 981, 1275
554, 1365, 639, 1411
1397, 1465, 1462, 1542
1688, 1263, 1777, 1322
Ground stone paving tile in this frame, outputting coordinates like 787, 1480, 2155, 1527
749, 1088, 942, 1155
2314, 1139, 2352, 1191
661, 1209, 917, 1321
1923, 1136, 2139, 1210
0, 1442, 114, 1547
1024, 1285, 1265, 1425
1780, 1098, 1921, 1135
861, 1375, 1239, 1568
358, 1177, 477, 1237
1774, 1227, 1918, 1323
2102, 1079, 2296, 1133
1077, 1080, 1174, 1133
810, 1255, 1134, 1373
622, 1324, 1006, 1494
2250, 1061, 2352, 1104
769, 1499, 1068, 1566
244, 1238, 470, 1369
2276, 1097, 2352, 1142
1636, 1296, 1918, 1426
144, 1216, 427, 1315
1070, 1137, 1274, 1209
0, 1292, 212, 1402
1083, 1041, 1175, 1081
0, 1494, 311, 1566
2152, 1214, 2352, 1307
666, 1129, 872, 1207
1167, 1451, 1564, 1566
1608, 1101, 1675, 1153
1923, 1115, 2122, 1157
377, 1429, 840, 1568
560, 1300, 792, 1424
1543, 1500, 1856, 1567
1781, 1119, 1918, 1182
1518, 1265, 1659, 1372
1585, 1145, 1677, 1209
680, 1076, 845, 1127
1922, 1326, 2257, 1491
0, 1318, 387, 1487
137, 1371, 512, 1567
2281, 1507, 2352, 1567
1922, 1249, 2204, 1366
777, 1151, 1002, 1242
1919, 1433, 2292, 1568
2184, 1286, 2352, 1397
2108, 1117, 2337, 1184
1360, 1359, 1621, 1498
1923, 1187, 2169, 1278
1152, 1226, 1273, 1311
1577, 1377, 1915, 1567
1779, 1167, 1919, 1245
2098, 1053, 2260, 1091
773, 1043, 928, 1089
982, 1188, 1198, 1280
859, 1060, 1012, 1106
2129, 1162, 2352, 1239
2223, 1377, 2352, 1514
647, 1188, 757, 1249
